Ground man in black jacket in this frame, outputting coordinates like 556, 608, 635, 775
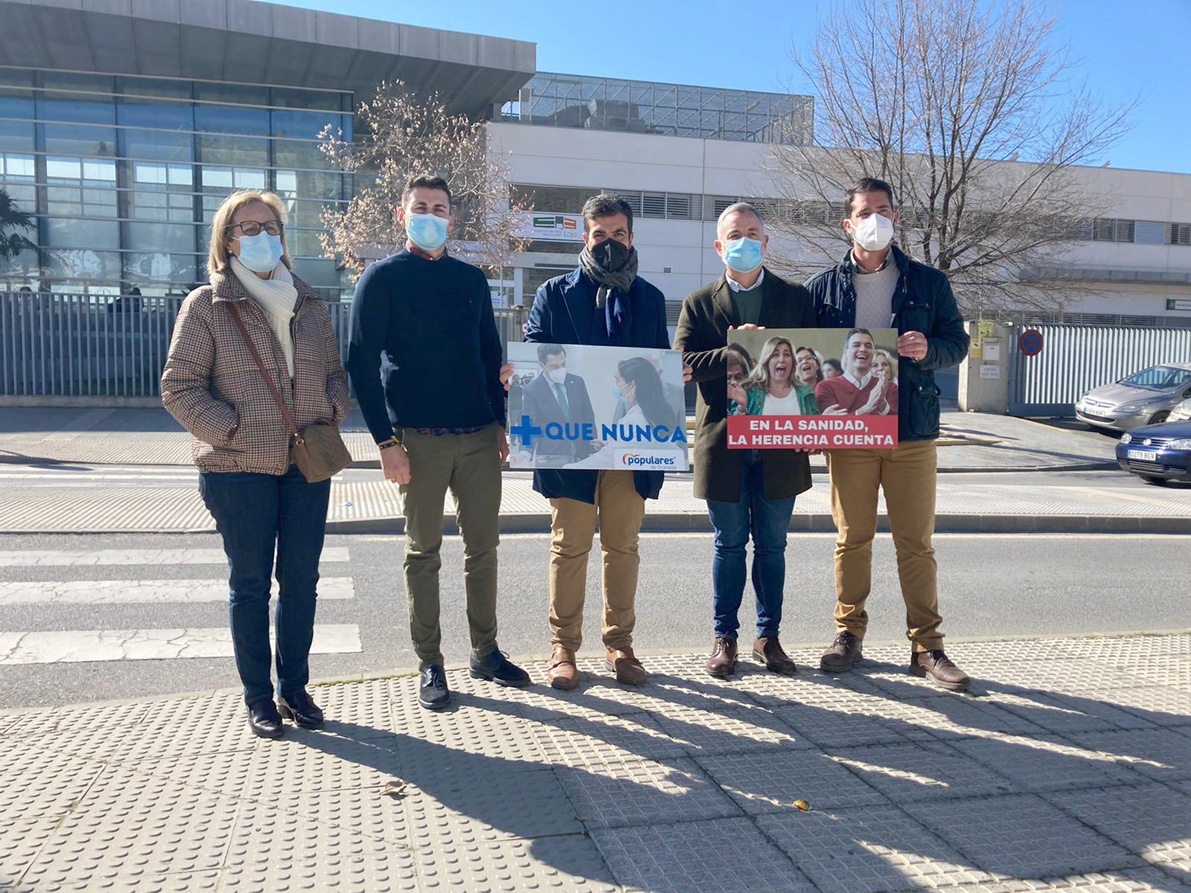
675, 202, 815, 679
803, 177, 971, 692
346, 174, 529, 711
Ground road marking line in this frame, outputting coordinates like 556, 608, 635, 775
0, 548, 350, 567
0, 624, 362, 665
0, 577, 355, 605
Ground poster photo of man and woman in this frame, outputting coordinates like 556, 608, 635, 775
726, 327, 900, 450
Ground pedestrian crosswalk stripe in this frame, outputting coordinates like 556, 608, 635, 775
0, 624, 362, 665
0, 577, 355, 605
0, 547, 350, 567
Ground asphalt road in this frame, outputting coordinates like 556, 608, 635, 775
1, 528, 1187, 710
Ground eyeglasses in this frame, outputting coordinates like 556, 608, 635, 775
228, 220, 284, 237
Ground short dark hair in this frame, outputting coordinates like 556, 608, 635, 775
403, 175, 451, 208
844, 177, 895, 217
581, 194, 633, 234
844, 327, 874, 349
537, 344, 566, 365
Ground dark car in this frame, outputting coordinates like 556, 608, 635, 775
1116, 420, 1191, 484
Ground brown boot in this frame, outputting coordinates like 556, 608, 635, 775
546, 645, 579, 690
752, 636, 797, 675
605, 647, 647, 685
705, 637, 737, 678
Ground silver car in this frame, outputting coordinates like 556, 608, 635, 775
1075, 363, 1191, 433
1169, 397, 1191, 423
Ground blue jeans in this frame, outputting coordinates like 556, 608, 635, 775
706, 456, 796, 640
199, 465, 331, 706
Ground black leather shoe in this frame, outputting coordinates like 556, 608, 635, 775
820, 631, 862, 673
278, 689, 324, 729
469, 649, 531, 687
247, 700, 284, 739
418, 664, 451, 710
910, 650, 971, 692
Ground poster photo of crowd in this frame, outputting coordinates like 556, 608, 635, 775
725, 327, 900, 450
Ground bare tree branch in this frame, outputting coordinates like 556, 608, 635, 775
318, 81, 526, 282
771, 0, 1136, 314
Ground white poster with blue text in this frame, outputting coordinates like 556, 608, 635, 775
507, 342, 689, 471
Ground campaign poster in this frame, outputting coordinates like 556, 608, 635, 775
507, 343, 689, 471
725, 327, 900, 450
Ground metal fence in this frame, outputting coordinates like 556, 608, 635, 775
1007, 324, 1191, 416
0, 292, 528, 402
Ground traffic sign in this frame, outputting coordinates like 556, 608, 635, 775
1019, 329, 1044, 357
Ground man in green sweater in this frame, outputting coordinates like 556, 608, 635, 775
347, 175, 529, 711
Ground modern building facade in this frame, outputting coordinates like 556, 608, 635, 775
2, 0, 1190, 329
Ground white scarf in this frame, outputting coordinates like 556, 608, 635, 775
230, 256, 299, 378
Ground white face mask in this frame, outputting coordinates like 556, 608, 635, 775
547, 367, 567, 385
850, 213, 895, 252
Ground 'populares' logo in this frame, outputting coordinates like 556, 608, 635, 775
616, 450, 679, 469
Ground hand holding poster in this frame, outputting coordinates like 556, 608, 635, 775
726, 327, 900, 449
507, 342, 689, 471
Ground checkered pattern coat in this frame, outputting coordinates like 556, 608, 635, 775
161, 270, 350, 475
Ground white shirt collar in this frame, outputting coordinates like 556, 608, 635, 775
725, 268, 765, 293
843, 370, 872, 389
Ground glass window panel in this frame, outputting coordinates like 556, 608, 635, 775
270, 87, 347, 111
197, 132, 267, 166
124, 251, 198, 286
285, 228, 326, 258
82, 160, 117, 182
43, 123, 117, 157
279, 199, 340, 230
0, 178, 35, 208
46, 219, 120, 250
195, 84, 269, 107
272, 109, 337, 141
46, 249, 120, 287
126, 221, 196, 253
273, 137, 332, 171
274, 169, 343, 203
290, 258, 340, 290
121, 128, 193, 163
117, 98, 193, 130
1, 153, 34, 178
46, 158, 80, 179
38, 95, 116, 125
195, 103, 268, 136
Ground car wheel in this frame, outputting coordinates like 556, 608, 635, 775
1140, 475, 1168, 486
1148, 411, 1169, 425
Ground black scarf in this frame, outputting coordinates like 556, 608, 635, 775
578, 242, 638, 344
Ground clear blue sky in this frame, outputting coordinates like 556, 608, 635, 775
275, 0, 1189, 175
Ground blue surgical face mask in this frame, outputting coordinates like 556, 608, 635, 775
407, 212, 449, 252
723, 236, 763, 274
236, 232, 283, 273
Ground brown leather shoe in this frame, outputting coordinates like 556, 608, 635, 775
706, 637, 737, 677
605, 647, 647, 685
910, 649, 971, 692
820, 630, 862, 673
546, 645, 579, 690
752, 636, 797, 675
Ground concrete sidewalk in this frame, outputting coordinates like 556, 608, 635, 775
1, 634, 1187, 892
3, 406, 1190, 535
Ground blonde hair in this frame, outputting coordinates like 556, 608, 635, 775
744, 336, 795, 392
207, 190, 291, 277
872, 348, 898, 383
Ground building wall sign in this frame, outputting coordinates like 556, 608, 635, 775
516, 212, 584, 242
1167, 299, 1191, 311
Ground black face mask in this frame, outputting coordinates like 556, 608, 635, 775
590, 237, 631, 272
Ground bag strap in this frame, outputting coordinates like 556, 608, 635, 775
226, 301, 301, 442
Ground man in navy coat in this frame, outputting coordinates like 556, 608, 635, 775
524, 194, 671, 690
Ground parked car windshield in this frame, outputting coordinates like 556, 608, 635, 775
1119, 365, 1191, 390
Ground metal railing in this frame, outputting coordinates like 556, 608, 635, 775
1007, 324, 1191, 416
0, 292, 528, 402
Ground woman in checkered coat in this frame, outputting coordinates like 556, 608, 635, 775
162, 191, 349, 740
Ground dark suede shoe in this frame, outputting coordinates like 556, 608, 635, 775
706, 637, 737, 678
469, 649, 531, 687
418, 664, 451, 710
247, 699, 284, 739
910, 650, 971, 692
820, 630, 862, 673
752, 636, 797, 675
278, 689, 324, 729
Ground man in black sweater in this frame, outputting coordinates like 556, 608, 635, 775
346, 175, 529, 711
